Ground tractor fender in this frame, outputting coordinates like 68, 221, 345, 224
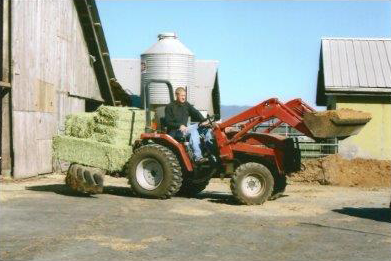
139, 133, 194, 172
231, 133, 292, 174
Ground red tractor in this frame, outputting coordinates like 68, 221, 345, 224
126, 80, 370, 205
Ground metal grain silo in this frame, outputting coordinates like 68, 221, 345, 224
141, 33, 195, 106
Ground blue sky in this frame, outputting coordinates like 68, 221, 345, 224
97, 1, 390, 108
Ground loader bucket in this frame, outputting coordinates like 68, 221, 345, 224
303, 108, 371, 139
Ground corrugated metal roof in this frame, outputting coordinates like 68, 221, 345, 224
321, 38, 391, 92
194, 60, 219, 113
111, 59, 141, 95
195, 60, 219, 87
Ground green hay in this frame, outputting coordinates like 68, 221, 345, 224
92, 106, 150, 146
97, 106, 144, 118
53, 135, 132, 172
92, 133, 130, 146
94, 123, 131, 136
94, 106, 146, 127
94, 115, 148, 128
55, 106, 153, 171
94, 123, 145, 137
65, 112, 96, 138
93, 123, 145, 146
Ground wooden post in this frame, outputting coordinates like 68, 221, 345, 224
1, 0, 12, 178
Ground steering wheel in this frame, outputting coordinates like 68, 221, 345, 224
199, 114, 216, 128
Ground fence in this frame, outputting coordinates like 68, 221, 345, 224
250, 121, 338, 158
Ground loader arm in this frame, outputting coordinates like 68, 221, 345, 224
211, 98, 316, 171
263, 98, 315, 134
213, 97, 369, 164
217, 98, 315, 142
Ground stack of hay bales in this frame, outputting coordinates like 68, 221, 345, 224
53, 106, 150, 172
64, 112, 96, 139
93, 106, 147, 146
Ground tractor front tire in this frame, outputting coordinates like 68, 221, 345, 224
126, 144, 183, 199
230, 162, 274, 205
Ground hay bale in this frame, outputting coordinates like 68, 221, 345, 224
92, 106, 150, 146
92, 123, 145, 146
53, 135, 132, 172
94, 106, 147, 127
56, 106, 152, 171
64, 112, 96, 138
94, 123, 131, 137
92, 133, 130, 146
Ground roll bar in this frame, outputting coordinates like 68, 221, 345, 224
143, 79, 174, 133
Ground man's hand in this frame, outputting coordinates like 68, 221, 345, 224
224, 126, 237, 133
179, 125, 188, 133
200, 121, 218, 128
200, 121, 209, 127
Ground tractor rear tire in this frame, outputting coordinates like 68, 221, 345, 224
126, 144, 183, 199
230, 162, 274, 205
65, 164, 105, 194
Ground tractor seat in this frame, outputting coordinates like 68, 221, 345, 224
170, 130, 190, 143
160, 117, 189, 142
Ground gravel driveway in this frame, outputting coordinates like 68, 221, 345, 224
1, 174, 390, 261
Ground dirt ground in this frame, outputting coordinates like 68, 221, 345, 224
291, 154, 391, 187
1, 174, 390, 261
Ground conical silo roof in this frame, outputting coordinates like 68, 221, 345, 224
142, 32, 193, 55
141, 32, 195, 106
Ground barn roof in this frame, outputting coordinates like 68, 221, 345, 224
74, 0, 130, 106
317, 38, 391, 105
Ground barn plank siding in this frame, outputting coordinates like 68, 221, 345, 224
10, 0, 103, 178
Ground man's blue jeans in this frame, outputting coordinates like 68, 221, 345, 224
169, 124, 213, 160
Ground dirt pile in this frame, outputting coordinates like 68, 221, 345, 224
312, 108, 371, 123
291, 154, 390, 187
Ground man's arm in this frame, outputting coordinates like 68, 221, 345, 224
188, 103, 206, 122
164, 104, 182, 130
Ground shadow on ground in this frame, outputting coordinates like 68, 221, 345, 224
26, 184, 133, 198
26, 184, 288, 205
333, 207, 390, 223
189, 191, 240, 205
187, 191, 289, 205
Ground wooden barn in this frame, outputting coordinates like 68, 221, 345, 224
1, 0, 127, 178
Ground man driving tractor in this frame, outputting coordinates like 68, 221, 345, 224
61, 78, 372, 204
164, 87, 212, 164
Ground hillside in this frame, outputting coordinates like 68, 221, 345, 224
220, 105, 251, 119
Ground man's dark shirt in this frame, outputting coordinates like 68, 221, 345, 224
164, 101, 205, 132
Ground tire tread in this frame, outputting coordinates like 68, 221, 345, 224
230, 162, 274, 205
126, 143, 183, 199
